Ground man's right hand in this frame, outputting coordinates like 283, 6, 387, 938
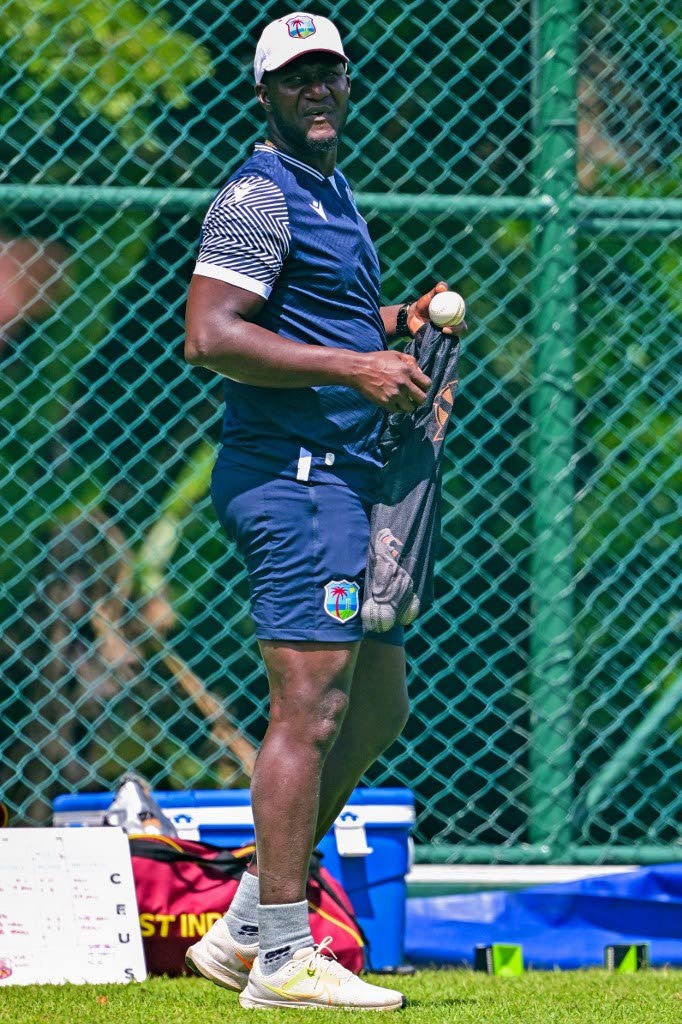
352, 350, 432, 413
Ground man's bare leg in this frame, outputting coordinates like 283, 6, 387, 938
247, 637, 408, 873
312, 638, 409, 844
251, 639, 360, 904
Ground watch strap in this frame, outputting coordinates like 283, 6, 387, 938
396, 302, 410, 337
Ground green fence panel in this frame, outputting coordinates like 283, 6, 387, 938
1, 0, 680, 863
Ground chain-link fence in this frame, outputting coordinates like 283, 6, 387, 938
1, 1, 680, 863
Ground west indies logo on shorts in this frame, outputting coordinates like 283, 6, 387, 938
286, 14, 316, 39
324, 579, 359, 622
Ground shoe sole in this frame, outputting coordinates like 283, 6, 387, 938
185, 946, 248, 992
239, 993, 406, 1011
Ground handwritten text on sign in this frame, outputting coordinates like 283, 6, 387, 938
0, 828, 146, 985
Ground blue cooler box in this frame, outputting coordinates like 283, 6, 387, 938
53, 787, 414, 970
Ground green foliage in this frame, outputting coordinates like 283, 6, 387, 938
0, 0, 212, 139
0, 2, 212, 618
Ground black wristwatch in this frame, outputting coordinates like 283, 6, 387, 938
396, 302, 411, 337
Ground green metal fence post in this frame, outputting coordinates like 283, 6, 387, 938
528, 0, 579, 854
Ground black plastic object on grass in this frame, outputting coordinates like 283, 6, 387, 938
362, 323, 462, 632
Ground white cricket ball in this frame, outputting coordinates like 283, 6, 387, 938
428, 290, 466, 328
361, 598, 396, 633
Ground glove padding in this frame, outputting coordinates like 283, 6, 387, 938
361, 528, 420, 633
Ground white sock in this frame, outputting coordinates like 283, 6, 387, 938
258, 900, 312, 976
225, 869, 260, 943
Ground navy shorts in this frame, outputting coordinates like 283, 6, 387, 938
211, 465, 404, 645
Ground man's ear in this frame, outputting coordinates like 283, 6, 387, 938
255, 83, 270, 110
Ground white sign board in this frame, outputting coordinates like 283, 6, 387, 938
0, 828, 146, 985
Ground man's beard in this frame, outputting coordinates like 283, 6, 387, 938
270, 107, 346, 154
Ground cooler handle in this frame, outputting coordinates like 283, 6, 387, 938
334, 810, 373, 857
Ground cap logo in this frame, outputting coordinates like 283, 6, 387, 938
286, 14, 316, 39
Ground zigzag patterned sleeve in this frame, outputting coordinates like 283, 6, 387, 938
194, 175, 291, 299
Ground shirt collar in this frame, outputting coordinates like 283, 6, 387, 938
254, 142, 328, 183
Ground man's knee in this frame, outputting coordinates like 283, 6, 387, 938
271, 683, 350, 754
308, 686, 351, 753
262, 640, 357, 754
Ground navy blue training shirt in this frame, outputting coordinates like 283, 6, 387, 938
194, 143, 387, 500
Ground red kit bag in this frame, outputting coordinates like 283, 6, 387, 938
129, 835, 366, 976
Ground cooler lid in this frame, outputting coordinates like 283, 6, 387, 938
54, 786, 413, 810
53, 787, 415, 827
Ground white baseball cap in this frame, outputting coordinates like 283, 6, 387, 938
254, 12, 347, 84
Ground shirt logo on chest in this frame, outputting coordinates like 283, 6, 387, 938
231, 181, 257, 203
309, 199, 327, 222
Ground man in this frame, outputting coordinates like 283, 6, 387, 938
184, 11, 463, 1011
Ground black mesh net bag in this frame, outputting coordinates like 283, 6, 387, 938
362, 322, 462, 632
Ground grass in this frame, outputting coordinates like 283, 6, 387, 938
2, 970, 682, 1024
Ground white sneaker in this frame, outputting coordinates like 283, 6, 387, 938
185, 915, 258, 992
239, 936, 405, 1011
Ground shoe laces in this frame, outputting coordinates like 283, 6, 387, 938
302, 937, 352, 982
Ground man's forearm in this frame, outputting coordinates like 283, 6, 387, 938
381, 304, 402, 340
186, 316, 362, 388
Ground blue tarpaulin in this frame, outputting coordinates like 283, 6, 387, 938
405, 864, 682, 969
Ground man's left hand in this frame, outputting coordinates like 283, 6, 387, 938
407, 281, 468, 337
